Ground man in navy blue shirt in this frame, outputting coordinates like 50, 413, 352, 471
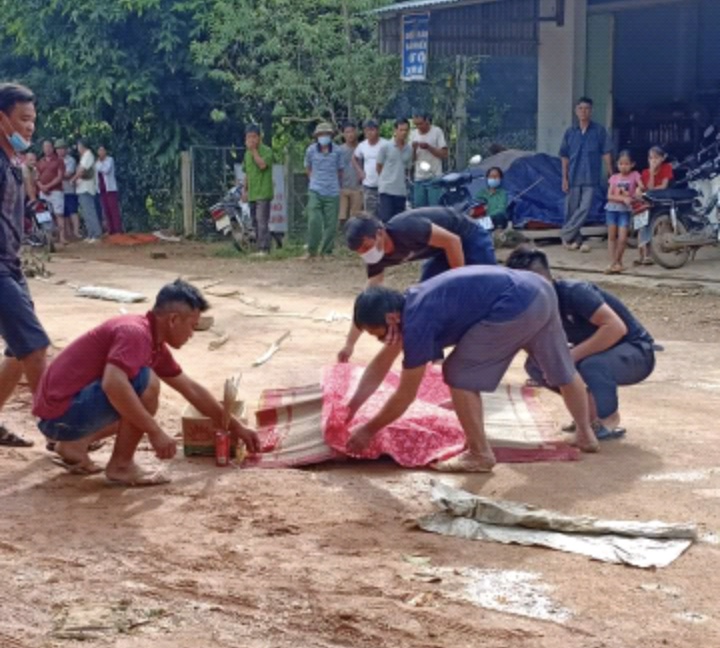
506, 245, 655, 438
559, 97, 613, 251
345, 266, 599, 471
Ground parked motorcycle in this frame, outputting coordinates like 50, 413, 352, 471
24, 198, 55, 254
208, 185, 256, 252
419, 155, 496, 230
639, 126, 720, 269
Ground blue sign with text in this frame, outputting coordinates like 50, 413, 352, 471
401, 13, 429, 82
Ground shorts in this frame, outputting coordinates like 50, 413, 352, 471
442, 280, 576, 392
63, 193, 79, 217
38, 367, 152, 442
40, 190, 64, 216
606, 210, 630, 228
0, 273, 51, 359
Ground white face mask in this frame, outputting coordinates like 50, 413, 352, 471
360, 242, 384, 265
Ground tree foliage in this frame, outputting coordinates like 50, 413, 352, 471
192, 0, 399, 130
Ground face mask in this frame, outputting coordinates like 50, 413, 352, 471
487, 178, 501, 189
318, 135, 332, 146
360, 242, 384, 265
8, 132, 31, 153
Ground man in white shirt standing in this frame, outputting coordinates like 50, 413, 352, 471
353, 119, 387, 218
410, 113, 448, 207
72, 139, 102, 241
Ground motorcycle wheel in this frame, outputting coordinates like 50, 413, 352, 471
230, 219, 252, 253
649, 213, 691, 269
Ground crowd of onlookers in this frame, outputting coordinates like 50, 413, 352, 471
21, 138, 122, 245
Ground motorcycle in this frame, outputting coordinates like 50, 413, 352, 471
419, 155, 496, 230
639, 126, 720, 269
208, 185, 256, 252
24, 198, 55, 253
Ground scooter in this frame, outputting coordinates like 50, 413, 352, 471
24, 198, 55, 253
208, 185, 256, 252
419, 156, 497, 230
638, 126, 720, 269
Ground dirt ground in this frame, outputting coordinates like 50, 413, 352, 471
1, 239, 719, 648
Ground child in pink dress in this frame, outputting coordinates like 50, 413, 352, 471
605, 150, 641, 273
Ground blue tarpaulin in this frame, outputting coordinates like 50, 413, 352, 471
470, 154, 606, 229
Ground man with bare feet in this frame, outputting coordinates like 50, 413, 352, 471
345, 266, 599, 470
0, 82, 50, 448
506, 245, 655, 439
32, 279, 260, 485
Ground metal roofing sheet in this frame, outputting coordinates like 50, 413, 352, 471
374, 0, 501, 15
378, 0, 538, 58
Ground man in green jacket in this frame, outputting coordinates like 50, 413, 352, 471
242, 124, 274, 255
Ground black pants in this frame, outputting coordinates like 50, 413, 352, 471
378, 193, 407, 223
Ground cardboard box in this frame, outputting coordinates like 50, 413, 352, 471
182, 401, 244, 457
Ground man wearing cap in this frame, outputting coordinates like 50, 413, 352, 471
54, 139, 81, 240
242, 124, 274, 255
304, 122, 343, 258
410, 113, 448, 207
353, 120, 387, 218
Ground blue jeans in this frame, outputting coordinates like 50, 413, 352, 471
606, 210, 630, 228
0, 273, 50, 359
412, 180, 444, 208
526, 341, 655, 418
420, 224, 496, 281
38, 367, 151, 441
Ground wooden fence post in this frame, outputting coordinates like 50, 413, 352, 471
181, 151, 194, 236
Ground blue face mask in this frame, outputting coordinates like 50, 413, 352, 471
487, 178, 501, 189
8, 131, 31, 153
318, 135, 332, 146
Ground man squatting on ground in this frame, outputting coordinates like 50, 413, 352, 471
32, 280, 260, 485
338, 206, 496, 363
0, 82, 50, 448
345, 266, 599, 471
506, 245, 656, 438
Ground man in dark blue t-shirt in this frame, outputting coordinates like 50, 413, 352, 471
506, 245, 655, 438
345, 266, 599, 471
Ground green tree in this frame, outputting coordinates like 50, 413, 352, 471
0, 0, 234, 229
192, 0, 400, 131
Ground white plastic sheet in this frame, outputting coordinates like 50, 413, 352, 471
419, 481, 697, 569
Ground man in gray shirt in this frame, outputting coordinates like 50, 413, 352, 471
377, 118, 412, 223
338, 122, 362, 225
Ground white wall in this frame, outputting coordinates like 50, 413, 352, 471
536, 0, 588, 154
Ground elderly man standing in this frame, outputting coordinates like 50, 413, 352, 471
0, 82, 50, 448
304, 122, 343, 259
36, 139, 66, 245
559, 97, 613, 252
410, 112, 448, 207
242, 124, 274, 255
345, 266, 599, 471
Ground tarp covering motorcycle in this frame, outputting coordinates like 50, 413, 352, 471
249, 364, 578, 469
471, 152, 607, 228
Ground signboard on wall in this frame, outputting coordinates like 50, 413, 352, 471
401, 13, 429, 81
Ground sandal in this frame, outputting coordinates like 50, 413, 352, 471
642, 258, 654, 266
0, 425, 34, 447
